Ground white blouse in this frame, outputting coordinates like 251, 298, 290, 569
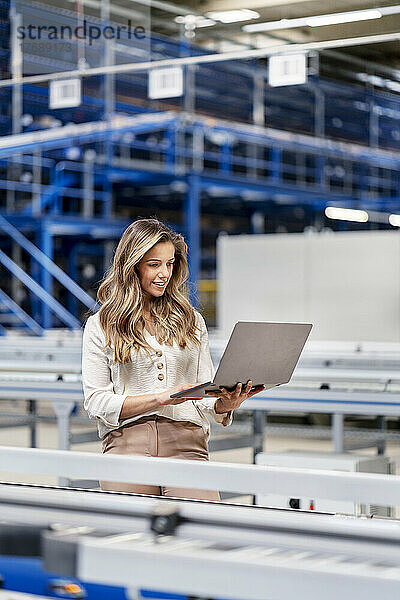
81, 310, 233, 440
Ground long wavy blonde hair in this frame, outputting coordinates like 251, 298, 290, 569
97, 218, 200, 363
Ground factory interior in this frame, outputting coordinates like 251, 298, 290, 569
1, 0, 400, 598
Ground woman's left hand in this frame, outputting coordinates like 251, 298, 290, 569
206, 380, 264, 414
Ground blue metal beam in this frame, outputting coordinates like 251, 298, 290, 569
0, 114, 178, 159
39, 226, 54, 330
0, 248, 80, 329
21, 174, 76, 216
198, 174, 355, 205
191, 119, 400, 170
185, 174, 201, 307
0, 215, 96, 310
0, 214, 129, 238
0, 288, 43, 336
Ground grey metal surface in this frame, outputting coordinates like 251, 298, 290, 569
243, 388, 400, 415
77, 531, 400, 600
4, 480, 400, 600
2, 446, 400, 506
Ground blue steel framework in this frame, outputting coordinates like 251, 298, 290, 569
1, 1, 400, 150
0, 111, 399, 330
0, 0, 399, 331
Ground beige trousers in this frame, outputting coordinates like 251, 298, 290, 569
100, 415, 220, 501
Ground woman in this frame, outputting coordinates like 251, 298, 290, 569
82, 218, 263, 500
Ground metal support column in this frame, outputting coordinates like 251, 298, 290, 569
185, 174, 201, 307
83, 151, 95, 218
184, 65, 196, 114
310, 67, 326, 190
192, 125, 204, 174
28, 400, 37, 448
369, 99, 379, 148
39, 225, 54, 330
252, 74, 265, 183
166, 126, 176, 170
253, 73, 265, 127
252, 410, 265, 462
102, 0, 114, 218
332, 413, 344, 453
247, 143, 259, 178
221, 142, 232, 174
270, 147, 282, 181
101, 0, 114, 110
31, 149, 43, 217
251, 211, 265, 234
377, 416, 386, 455
51, 166, 61, 215
8, 2, 22, 212
51, 400, 75, 486
313, 84, 325, 139
10, 2, 23, 134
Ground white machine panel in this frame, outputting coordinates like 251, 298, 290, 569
255, 451, 392, 516
306, 232, 400, 341
217, 230, 400, 341
217, 233, 306, 328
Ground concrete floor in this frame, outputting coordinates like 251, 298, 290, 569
0, 412, 399, 509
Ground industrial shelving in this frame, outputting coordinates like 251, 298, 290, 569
0, 0, 399, 331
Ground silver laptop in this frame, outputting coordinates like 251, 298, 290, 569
170, 321, 313, 399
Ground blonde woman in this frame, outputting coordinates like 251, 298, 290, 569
82, 218, 263, 500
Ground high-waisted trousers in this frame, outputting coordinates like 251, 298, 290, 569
100, 415, 220, 501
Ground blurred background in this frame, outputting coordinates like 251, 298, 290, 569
0, 0, 399, 333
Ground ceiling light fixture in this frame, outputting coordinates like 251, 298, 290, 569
307, 9, 382, 27
195, 18, 216, 28
325, 207, 369, 223
242, 5, 400, 33
206, 9, 260, 24
174, 14, 216, 28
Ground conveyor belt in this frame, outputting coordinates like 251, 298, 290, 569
1, 482, 400, 600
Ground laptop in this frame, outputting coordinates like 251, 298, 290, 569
170, 321, 312, 399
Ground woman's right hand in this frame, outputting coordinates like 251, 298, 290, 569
157, 383, 200, 406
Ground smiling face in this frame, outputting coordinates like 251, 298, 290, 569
137, 241, 175, 302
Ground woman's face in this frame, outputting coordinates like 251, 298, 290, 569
137, 241, 175, 300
